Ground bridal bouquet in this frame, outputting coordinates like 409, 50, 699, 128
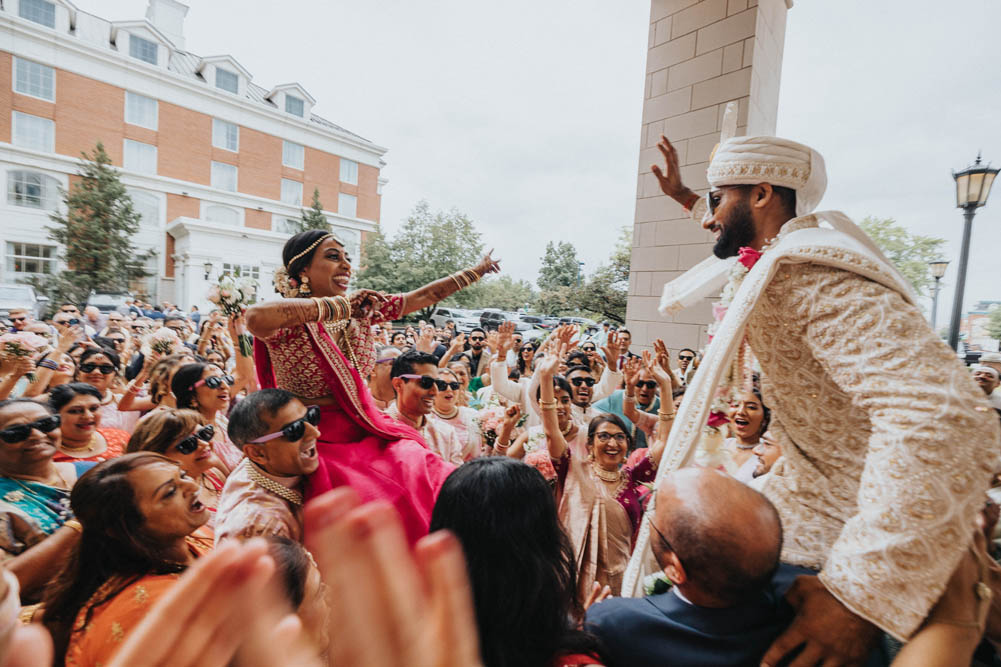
143, 327, 181, 356
207, 275, 258, 356
0, 331, 48, 382
523, 451, 557, 487
474, 406, 527, 449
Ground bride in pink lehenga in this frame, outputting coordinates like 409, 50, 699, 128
247, 230, 499, 546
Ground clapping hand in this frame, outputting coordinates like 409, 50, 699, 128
651, 339, 678, 390
348, 289, 388, 320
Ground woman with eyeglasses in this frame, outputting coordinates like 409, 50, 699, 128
0, 399, 93, 601
42, 453, 213, 665
171, 363, 243, 475
431, 368, 482, 460
245, 230, 499, 546
72, 347, 138, 434
128, 408, 225, 538
48, 383, 129, 464
537, 346, 674, 600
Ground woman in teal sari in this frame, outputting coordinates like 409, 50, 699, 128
0, 399, 93, 601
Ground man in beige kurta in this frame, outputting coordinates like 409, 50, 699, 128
647, 133, 1001, 661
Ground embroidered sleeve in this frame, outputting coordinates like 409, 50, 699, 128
625, 452, 656, 486
785, 264, 999, 639
372, 294, 405, 324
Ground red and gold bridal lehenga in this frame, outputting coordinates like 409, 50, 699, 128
254, 294, 455, 546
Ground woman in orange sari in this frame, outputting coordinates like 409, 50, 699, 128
42, 453, 213, 666
246, 230, 499, 546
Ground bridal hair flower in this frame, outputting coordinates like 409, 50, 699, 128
273, 266, 301, 298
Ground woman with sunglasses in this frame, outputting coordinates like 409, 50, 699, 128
73, 347, 138, 434
0, 399, 93, 601
171, 363, 243, 474
245, 230, 499, 546
431, 368, 482, 460
118, 352, 196, 415
128, 409, 224, 539
537, 346, 674, 599
48, 383, 130, 463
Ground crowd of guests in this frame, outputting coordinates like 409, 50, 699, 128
0, 301, 997, 666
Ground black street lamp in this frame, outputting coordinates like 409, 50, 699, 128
947, 154, 998, 350
928, 259, 948, 331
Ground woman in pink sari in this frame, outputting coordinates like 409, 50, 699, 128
246, 230, 499, 546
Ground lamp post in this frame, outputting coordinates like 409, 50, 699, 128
928, 259, 948, 331
947, 154, 998, 350
203, 261, 213, 280
576, 260, 585, 287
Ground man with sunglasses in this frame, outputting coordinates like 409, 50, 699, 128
216, 389, 322, 543
635, 132, 1001, 662
587, 468, 786, 666
592, 360, 661, 451
460, 328, 493, 381
673, 348, 697, 388
386, 351, 464, 466
6, 308, 32, 333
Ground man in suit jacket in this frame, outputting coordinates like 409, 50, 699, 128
586, 468, 792, 667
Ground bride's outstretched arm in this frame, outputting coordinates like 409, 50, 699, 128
245, 299, 322, 340
398, 251, 500, 317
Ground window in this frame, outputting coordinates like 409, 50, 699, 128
204, 205, 239, 226
338, 193, 357, 218
12, 111, 54, 152
211, 161, 238, 192
221, 263, 260, 280
14, 58, 54, 101
129, 35, 158, 65
6, 242, 56, 275
282, 141, 304, 169
129, 190, 160, 228
124, 92, 158, 130
274, 216, 300, 234
285, 95, 304, 117
212, 119, 239, 152
215, 68, 239, 94
280, 179, 303, 206
123, 139, 157, 174
339, 158, 358, 185
7, 170, 59, 210
18, 0, 55, 28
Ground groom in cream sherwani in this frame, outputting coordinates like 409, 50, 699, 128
637, 133, 1000, 665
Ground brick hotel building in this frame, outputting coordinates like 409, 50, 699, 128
0, 0, 386, 309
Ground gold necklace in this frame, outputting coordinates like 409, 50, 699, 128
560, 421, 573, 436
591, 463, 621, 483
247, 463, 303, 506
60, 432, 99, 455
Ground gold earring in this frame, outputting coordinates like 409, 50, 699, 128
299, 276, 312, 296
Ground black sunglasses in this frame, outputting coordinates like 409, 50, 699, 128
581, 345, 596, 351
635, 380, 657, 390
174, 425, 215, 455
0, 415, 61, 444
678, 355, 694, 362
80, 363, 116, 374
192, 375, 234, 390
442, 381, 461, 391
248, 405, 322, 444
570, 377, 596, 387
469, 336, 485, 342
400, 374, 450, 391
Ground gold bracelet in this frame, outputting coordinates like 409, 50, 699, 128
657, 411, 675, 421
335, 295, 351, 320
450, 275, 464, 291
624, 395, 636, 403
463, 269, 480, 284
63, 519, 82, 533
495, 440, 510, 449
539, 399, 557, 408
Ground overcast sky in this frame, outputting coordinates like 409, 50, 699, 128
78, 0, 1000, 319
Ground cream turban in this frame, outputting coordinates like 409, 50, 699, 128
707, 136, 827, 217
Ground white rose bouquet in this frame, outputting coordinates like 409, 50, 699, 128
0, 332, 48, 382
207, 274, 258, 356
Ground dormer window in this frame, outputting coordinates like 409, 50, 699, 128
19, 0, 56, 28
215, 68, 238, 94
285, 95, 305, 118
129, 35, 159, 65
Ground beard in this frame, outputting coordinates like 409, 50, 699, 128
712, 196, 755, 259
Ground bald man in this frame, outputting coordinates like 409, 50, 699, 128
585, 468, 793, 666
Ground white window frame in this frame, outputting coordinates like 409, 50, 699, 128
124, 91, 158, 130
129, 34, 158, 65
212, 119, 239, 152
280, 179, 303, 206
339, 158, 358, 185
215, 68, 239, 94
285, 95, 305, 117
203, 204, 241, 226
7, 170, 60, 210
123, 139, 157, 175
18, 0, 55, 28
211, 161, 238, 192
6, 241, 57, 276
13, 57, 55, 102
338, 193, 358, 219
272, 215, 300, 234
221, 262, 260, 280
11, 111, 54, 153
282, 140, 304, 170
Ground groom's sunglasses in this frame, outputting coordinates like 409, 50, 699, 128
248, 405, 322, 444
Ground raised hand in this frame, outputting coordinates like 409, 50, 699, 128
651, 134, 696, 205
586, 350, 606, 378
348, 289, 388, 320
642, 349, 672, 390
415, 324, 436, 354
537, 345, 564, 378
448, 333, 466, 353
473, 250, 501, 278
503, 404, 521, 425
623, 355, 643, 387
651, 339, 678, 390
601, 331, 622, 370
485, 331, 500, 353
495, 322, 515, 357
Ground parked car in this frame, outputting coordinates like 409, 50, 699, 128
518, 315, 551, 330
480, 309, 507, 332
86, 292, 132, 315
0, 283, 47, 320
429, 306, 479, 332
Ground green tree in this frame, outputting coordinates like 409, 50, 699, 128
576, 226, 630, 323
987, 307, 1001, 341
537, 241, 581, 291
858, 217, 946, 296
296, 188, 331, 232
471, 276, 536, 311
33, 143, 153, 305
354, 200, 485, 319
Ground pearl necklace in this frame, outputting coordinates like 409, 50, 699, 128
591, 463, 621, 483
433, 406, 459, 420
247, 463, 303, 506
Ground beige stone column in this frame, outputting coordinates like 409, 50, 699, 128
626, 0, 790, 353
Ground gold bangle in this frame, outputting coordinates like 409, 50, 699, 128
334, 295, 351, 320
541, 405, 558, 412
495, 440, 510, 449
657, 412, 675, 421
539, 399, 557, 408
624, 395, 636, 403
450, 275, 464, 291
63, 519, 82, 533
463, 269, 480, 284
